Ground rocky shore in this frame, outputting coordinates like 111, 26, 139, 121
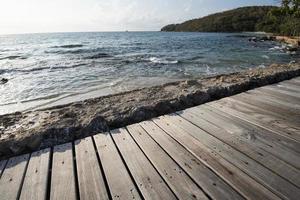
275, 36, 300, 47
0, 63, 300, 159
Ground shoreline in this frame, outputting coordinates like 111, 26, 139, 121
275, 36, 300, 47
0, 62, 300, 159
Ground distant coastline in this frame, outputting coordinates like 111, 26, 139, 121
161, 5, 300, 38
161, 6, 275, 32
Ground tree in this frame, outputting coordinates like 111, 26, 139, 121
291, 0, 300, 11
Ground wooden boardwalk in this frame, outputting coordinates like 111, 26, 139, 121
0, 77, 299, 200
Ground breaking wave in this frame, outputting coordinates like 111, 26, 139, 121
149, 57, 179, 64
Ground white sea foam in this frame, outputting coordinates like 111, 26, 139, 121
149, 57, 178, 64
262, 55, 270, 59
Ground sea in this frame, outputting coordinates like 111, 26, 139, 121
0, 32, 299, 114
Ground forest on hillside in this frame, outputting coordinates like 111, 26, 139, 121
162, 1, 300, 36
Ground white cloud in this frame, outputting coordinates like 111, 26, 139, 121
0, 0, 276, 34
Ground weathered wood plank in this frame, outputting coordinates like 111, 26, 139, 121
93, 133, 140, 200
247, 89, 300, 111
19, 148, 50, 200
50, 143, 76, 200
111, 128, 176, 200
277, 82, 300, 93
210, 97, 300, 142
159, 113, 300, 200
257, 87, 300, 106
152, 117, 280, 200
0, 160, 7, 178
181, 106, 300, 186
126, 124, 209, 200
288, 77, 300, 85
231, 92, 300, 124
274, 83, 300, 94
75, 137, 109, 200
0, 154, 29, 200
263, 85, 300, 99
139, 120, 243, 200
203, 103, 300, 157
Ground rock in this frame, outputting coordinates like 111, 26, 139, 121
260, 36, 275, 41
286, 45, 298, 52
1, 78, 8, 84
183, 80, 199, 86
249, 36, 275, 42
0, 63, 300, 159
248, 37, 257, 42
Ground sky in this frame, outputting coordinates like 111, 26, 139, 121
0, 0, 278, 35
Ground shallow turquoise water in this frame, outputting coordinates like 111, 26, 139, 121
0, 32, 298, 114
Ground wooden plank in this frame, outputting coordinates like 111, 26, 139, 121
210, 97, 300, 143
247, 89, 300, 111
111, 128, 176, 199
0, 154, 29, 200
139, 120, 243, 200
181, 106, 300, 186
126, 124, 209, 200
277, 82, 300, 93
244, 89, 300, 116
232, 92, 300, 124
263, 85, 300, 99
0, 160, 7, 178
75, 137, 109, 200
93, 133, 140, 200
152, 117, 280, 200
159, 113, 300, 200
50, 143, 76, 200
257, 87, 300, 106
288, 78, 300, 85
19, 148, 50, 200
202, 99, 300, 155
274, 83, 300, 94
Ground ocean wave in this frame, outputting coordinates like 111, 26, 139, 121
45, 47, 105, 55
0, 55, 27, 60
149, 57, 178, 64
269, 45, 285, 51
51, 44, 84, 48
0, 63, 87, 74
262, 55, 270, 59
84, 53, 112, 59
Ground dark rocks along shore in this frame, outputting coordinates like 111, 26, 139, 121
0, 63, 299, 159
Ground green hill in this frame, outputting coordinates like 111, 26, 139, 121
161, 6, 276, 32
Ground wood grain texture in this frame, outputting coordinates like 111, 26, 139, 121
231, 92, 300, 125
19, 148, 50, 200
206, 99, 300, 154
126, 124, 209, 200
93, 133, 140, 200
50, 143, 76, 200
263, 85, 300, 99
0, 154, 29, 200
111, 128, 178, 200
75, 137, 109, 200
180, 106, 300, 186
205, 103, 300, 158
247, 89, 300, 111
159, 113, 300, 200
152, 117, 280, 200
139, 120, 243, 200
209, 97, 300, 142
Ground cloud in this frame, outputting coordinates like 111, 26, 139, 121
0, 0, 276, 34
